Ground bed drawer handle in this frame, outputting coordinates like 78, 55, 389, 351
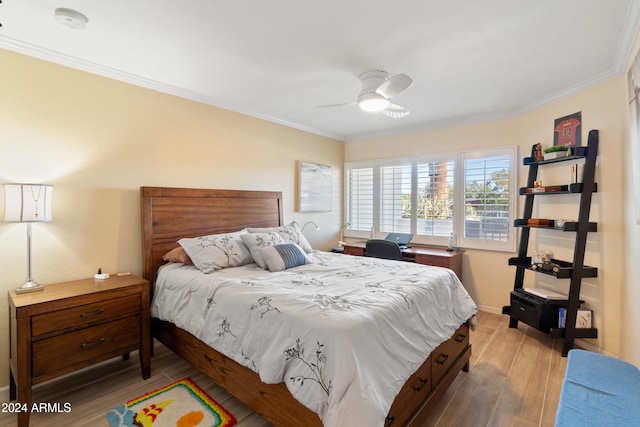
81, 338, 105, 349
413, 378, 428, 392
454, 333, 467, 342
80, 308, 105, 318
436, 354, 449, 365
385, 415, 396, 427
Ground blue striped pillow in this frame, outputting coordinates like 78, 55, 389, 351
258, 243, 310, 272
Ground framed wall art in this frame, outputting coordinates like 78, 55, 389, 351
298, 161, 332, 212
554, 111, 582, 146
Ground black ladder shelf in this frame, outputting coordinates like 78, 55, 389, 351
504, 129, 599, 356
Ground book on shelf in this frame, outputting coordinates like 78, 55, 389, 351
559, 308, 593, 328
527, 218, 553, 227
526, 186, 564, 193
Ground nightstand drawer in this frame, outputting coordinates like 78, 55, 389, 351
32, 315, 141, 378
32, 294, 140, 337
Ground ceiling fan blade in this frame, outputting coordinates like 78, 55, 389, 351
376, 73, 413, 98
316, 101, 357, 108
381, 103, 410, 118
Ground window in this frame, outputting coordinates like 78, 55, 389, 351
345, 166, 374, 232
344, 147, 516, 251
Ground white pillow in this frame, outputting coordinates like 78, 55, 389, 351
258, 243, 312, 272
179, 230, 252, 273
239, 232, 285, 269
248, 221, 313, 253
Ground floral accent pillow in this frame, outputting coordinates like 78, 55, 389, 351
178, 230, 251, 273
247, 221, 313, 253
240, 232, 285, 269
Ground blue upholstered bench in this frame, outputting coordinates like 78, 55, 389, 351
555, 349, 640, 426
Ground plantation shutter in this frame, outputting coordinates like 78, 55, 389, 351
463, 154, 511, 241
416, 160, 455, 237
380, 163, 412, 233
345, 166, 374, 232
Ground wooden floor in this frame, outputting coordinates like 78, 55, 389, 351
0, 311, 569, 427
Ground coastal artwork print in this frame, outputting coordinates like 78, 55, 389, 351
298, 161, 332, 212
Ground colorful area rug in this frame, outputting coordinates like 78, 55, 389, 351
106, 378, 236, 427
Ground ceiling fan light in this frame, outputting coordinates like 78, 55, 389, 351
358, 93, 390, 112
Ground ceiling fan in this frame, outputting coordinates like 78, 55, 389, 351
323, 70, 413, 118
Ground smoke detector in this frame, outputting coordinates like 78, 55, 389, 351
54, 8, 88, 30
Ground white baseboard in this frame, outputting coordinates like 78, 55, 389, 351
477, 304, 502, 314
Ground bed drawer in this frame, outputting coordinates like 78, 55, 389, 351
387, 354, 432, 426
32, 315, 141, 378
32, 294, 140, 337
431, 323, 469, 386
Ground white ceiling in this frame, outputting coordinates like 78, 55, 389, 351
1, 1, 639, 142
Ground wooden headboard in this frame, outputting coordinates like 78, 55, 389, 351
140, 186, 284, 284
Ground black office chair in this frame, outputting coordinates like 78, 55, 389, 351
365, 239, 403, 261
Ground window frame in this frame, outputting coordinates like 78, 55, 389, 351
344, 146, 517, 252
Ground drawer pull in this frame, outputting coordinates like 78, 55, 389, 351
80, 308, 105, 318
413, 378, 428, 392
81, 338, 105, 348
385, 415, 396, 427
454, 333, 467, 342
436, 354, 449, 365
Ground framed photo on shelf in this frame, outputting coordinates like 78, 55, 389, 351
554, 111, 582, 146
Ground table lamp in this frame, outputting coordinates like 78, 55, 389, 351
3, 183, 53, 293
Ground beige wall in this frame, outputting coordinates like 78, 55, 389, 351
2, 31, 639, 399
346, 77, 628, 359
0, 49, 344, 390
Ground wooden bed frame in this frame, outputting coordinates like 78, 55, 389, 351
140, 186, 471, 427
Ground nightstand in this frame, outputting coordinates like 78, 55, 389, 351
8, 274, 151, 427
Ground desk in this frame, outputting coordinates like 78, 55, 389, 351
342, 241, 464, 281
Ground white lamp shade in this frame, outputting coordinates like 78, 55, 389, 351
3, 184, 53, 222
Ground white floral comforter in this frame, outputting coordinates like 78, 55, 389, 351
151, 251, 477, 426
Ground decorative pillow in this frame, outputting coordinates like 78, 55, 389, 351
178, 230, 252, 273
258, 243, 311, 272
240, 232, 285, 269
162, 246, 193, 265
248, 221, 313, 253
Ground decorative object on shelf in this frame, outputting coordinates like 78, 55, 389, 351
532, 250, 552, 264
543, 144, 570, 160
3, 183, 53, 294
298, 161, 332, 212
554, 111, 582, 146
532, 142, 544, 162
